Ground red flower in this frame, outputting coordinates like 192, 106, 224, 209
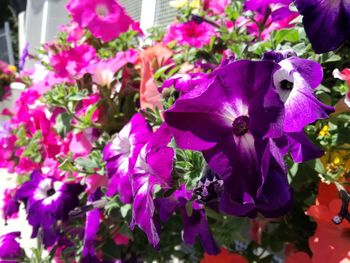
200, 248, 248, 263
285, 252, 312, 263
307, 182, 350, 262
334, 68, 350, 86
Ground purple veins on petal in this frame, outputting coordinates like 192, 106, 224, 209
102, 113, 152, 203
164, 59, 291, 217
272, 55, 334, 132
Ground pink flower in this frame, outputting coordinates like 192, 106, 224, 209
333, 68, 350, 107
59, 22, 85, 43
113, 234, 129, 246
41, 158, 61, 178
69, 132, 93, 156
66, 0, 134, 42
16, 157, 40, 174
87, 49, 138, 87
86, 174, 108, 193
75, 94, 101, 124
163, 21, 216, 48
333, 68, 350, 85
0, 121, 16, 171
203, 0, 229, 15
50, 44, 97, 79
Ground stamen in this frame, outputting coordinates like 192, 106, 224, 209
280, 80, 293, 90
232, 116, 249, 136
46, 188, 56, 197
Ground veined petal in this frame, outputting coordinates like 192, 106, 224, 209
294, 0, 349, 53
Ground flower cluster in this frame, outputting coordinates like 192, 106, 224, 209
1, 0, 349, 262
0, 60, 16, 101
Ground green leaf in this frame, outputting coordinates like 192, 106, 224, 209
14, 124, 28, 146
55, 112, 73, 137
101, 237, 121, 259
154, 64, 174, 81
120, 204, 132, 218
75, 157, 99, 170
58, 158, 77, 172
273, 28, 300, 45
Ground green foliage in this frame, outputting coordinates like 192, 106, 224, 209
175, 148, 204, 189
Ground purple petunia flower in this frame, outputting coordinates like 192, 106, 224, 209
0, 232, 24, 262
2, 188, 20, 221
156, 184, 220, 255
82, 189, 103, 258
14, 171, 84, 247
19, 43, 29, 71
130, 124, 175, 247
293, 0, 350, 53
263, 50, 333, 162
104, 115, 175, 247
164, 60, 292, 217
103, 113, 152, 203
270, 53, 334, 132
274, 131, 323, 163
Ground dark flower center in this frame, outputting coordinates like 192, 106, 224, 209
232, 116, 249, 136
47, 188, 56, 197
280, 80, 293, 90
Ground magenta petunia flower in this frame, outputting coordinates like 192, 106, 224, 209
0, 232, 24, 262
245, 0, 292, 13
203, 0, 229, 15
103, 113, 152, 203
59, 22, 85, 43
66, 0, 134, 42
242, 0, 298, 40
164, 60, 292, 217
14, 171, 84, 247
163, 21, 216, 48
159, 73, 208, 94
50, 43, 97, 79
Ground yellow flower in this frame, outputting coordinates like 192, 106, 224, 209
333, 155, 341, 165
190, 0, 201, 9
7, 65, 17, 72
319, 125, 329, 137
170, 0, 201, 9
170, 0, 188, 8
